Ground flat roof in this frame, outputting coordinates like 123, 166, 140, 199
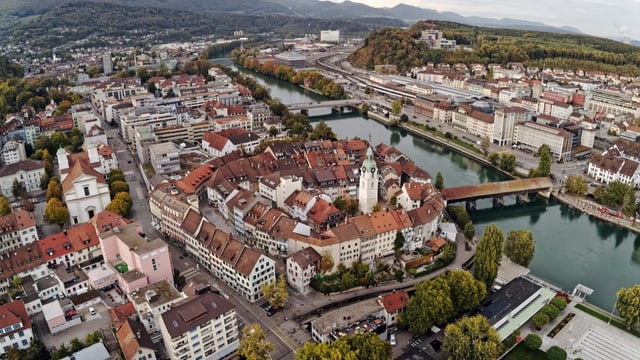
311, 298, 384, 335
42, 301, 64, 321
131, 279, 182, 306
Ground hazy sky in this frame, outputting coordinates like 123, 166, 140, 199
329, 0, 640, 40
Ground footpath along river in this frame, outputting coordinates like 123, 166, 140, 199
216, 58, 640, 311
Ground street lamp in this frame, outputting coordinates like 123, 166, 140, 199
608, 293, 619, 325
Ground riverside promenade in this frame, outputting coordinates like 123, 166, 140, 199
555, 192, 640, 235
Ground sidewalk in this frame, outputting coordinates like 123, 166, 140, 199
555, 192, 640, 234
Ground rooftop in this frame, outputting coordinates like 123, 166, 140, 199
130, 279, 181, 306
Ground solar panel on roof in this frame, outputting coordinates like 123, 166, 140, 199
482, 298, 509, 319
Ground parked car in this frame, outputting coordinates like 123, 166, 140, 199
266, 307, 277, 317
89, 307, 97, 316
390, 334, 397, 346
259, 302, 272, 312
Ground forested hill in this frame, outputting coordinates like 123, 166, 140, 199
3, 1, 405, 50
349, 21, 640, 76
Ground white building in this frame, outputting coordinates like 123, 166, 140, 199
159, 293, 238, 360
0, 300, 35, 356
61, 160, 111, 224
493, 107, 527, 146
286, 247, 321, 295
130, 280, 187, 333
320, 30, 340, 43
358, 147, 378, 214
514, 121, 573, 161
149, 142, 181, 175
1, 140, 26, 166
0, 160, 45, 197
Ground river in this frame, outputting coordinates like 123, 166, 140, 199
215, 58, 640, 311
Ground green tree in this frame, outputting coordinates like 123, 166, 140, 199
435, 171, 444, 190
535, 144, 552, 177
25, 339, 50, 360
603, 181, 632, 208
268, 126, 279, 137
51, 343, 70, 360
319, 252, 334, 274
0, 195, 12, 216
50, 131, 70, 151
499, 152, 516, 173
309, 120, 337, 141
391, 99, 402, 115
480, 136, 491, 155
546, 346, 567, 360
394, 231, 405, 255
616, 285, 640, 328
504, 229, 535, 267
404, 277, 454, 334
69, 338, 84, 352
44, 198, 69, 227
296, 332, 391, 360
487, 152, 500, 166
474, 224, 504, 287
532, 312, 550, 328
238, 323, 275, 360
39, 173, 50, 191
106, 196, 129, 217
447, 205, 471, 228
109, 168, 125, 183
541, 304, 560, 320
564, 175, 588, 195
85, 331, 102, 346
12, 178, 26, 198
46, 181, 63, 201
372, 203, 382, 213
463, 222, 475, 240
551, 296, 567, 311
86, 66, 100, 78
443, 315, 502, 360
445, 270, 487, 313
261, 275, 288, 309
109, 180, 130, 198
524, 333, 542, 350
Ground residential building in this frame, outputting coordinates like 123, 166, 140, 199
586, 89, 640, 117
202, 128, 261, 158
378, 290, 409, 326
1, 140, 26, 166
0, 160, 45, 198
159, 293, 239, 360
116, 318, 157, 360
0, 300, 34, 355
286, 247, 321, 295
119, 106, 178, 145
0, 209, 37, 253
102, 52, 113, 75
98, 222, 174, 294
149, 186, 198, 242
130, 279, 186, 333
38, 222, 102, 273
149, 142, 180, 175
492, 107, 527, 146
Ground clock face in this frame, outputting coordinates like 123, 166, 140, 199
362, 167, 366, 173
371, 168, 376, 173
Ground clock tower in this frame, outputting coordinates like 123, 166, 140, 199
359, 147, 379, 214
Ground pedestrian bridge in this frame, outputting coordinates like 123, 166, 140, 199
441, 177, 553, 206
287, 99, 362, 111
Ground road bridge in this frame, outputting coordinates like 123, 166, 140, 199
441, 177, 553, 209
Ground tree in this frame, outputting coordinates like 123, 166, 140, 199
533, 144, 552, 177
391, 100, 402, 115
404, 277, 454, 334
616, 285, 640, 328
504, 229, 535, 267
435, 171, 444, 190
480, 136, 491, 155
106, 195, 130, 217
11, 178, 25, 198
541, 304, 560, 320
261, 275, 288, 309
447, 205, 471, 228
394, 231, 405, 255
51, 343, 70, 360
532, 312, 550, 328
39, 173, 50, 191
443, 315, 502, 360
69, 337, 84, 352
445, 270, 487, 313
400, 113, 409, 122
474, 224, 504, 287
109, 180, 129, 198
46, 181, 63, 201
488, 152, 500, 166
551, 296, 567, 311
309, 120, 337, 141
524, 333, 542, 350
50, 131, 70, 151
268, 126, 279, 137
296, 332, 391, 360
372, 203, 382, 212
319, 252, 334, 274
238, 323, 275, 360
463, 222, 475, 241
25, 339, 50, 360
546, 346, 567, 360
44, 198, 69, 227
564, 175, 588, 195
499, 153, 516, 173
85, 331, 102, 346
0, 195, 12, 216
109, 168, 125, 183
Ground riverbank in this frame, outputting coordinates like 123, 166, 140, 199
553, 192, 640, 235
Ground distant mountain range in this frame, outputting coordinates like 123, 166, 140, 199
1, 0, 637, 43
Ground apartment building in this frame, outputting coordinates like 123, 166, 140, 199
149, 143, 180, 175
515, 121, 573, 161
160, 293, 238, 360
586, 89, 640, 117
119, 106, 178, 145
0, 160, 45, 198
286, 247, 321, 295
492, 107, 527, 146
0, 300, 34, 355
130, 279, 187, 333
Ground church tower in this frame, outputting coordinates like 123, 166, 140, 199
359, 147, 379, 214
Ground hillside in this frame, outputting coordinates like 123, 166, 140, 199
349, 21, 640, 76
2, 1, 404, 51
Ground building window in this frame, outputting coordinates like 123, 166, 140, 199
83, 186, 90, 196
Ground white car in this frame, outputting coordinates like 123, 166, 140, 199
390, 334, 397, 346
89, 307, 97, 316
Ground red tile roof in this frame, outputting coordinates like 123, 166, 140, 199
61, 158, 107, 194
37, 223, 99, 261
380, 290, 409, 313
0, 300, 31, 337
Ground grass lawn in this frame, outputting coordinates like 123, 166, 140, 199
574, 304, 640, 337
503, 342, 547, 360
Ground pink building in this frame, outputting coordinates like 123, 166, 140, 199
98, 222, 174, 294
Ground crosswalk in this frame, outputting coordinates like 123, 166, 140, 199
181, 267, 200, 280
